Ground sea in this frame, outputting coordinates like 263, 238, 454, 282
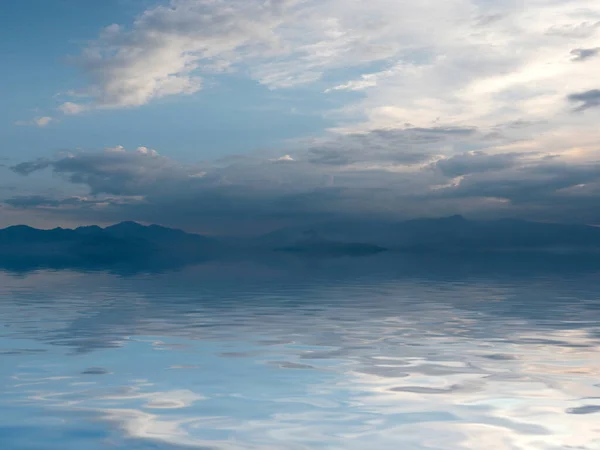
1, 253, 599, 449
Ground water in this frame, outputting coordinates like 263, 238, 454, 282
1, 254, 600, 449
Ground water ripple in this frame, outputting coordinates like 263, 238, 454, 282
1, 262, 599, 449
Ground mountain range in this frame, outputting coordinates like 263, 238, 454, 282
262, 215, 600, 253
1, 216, 600, 271
0, 221, 222, 268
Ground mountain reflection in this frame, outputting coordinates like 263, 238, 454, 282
1, 256, 599, 449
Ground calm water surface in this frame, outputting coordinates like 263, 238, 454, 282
1, 255, 600, 449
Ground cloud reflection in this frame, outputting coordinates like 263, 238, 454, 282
1, 261, 600, 449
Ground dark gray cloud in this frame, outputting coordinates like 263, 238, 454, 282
4, 195, 105, 209
546, 21, 600, 38
437, 162, 600, 206
2, 144, 447, 233
571, 47, 600, 62
11, 158, 52, 176
11, 148, 211, 196
6, 130, 600, 233
409, 127, 476, 135
568, 89, 600, 111
307, 149, 354, 166
4, 195, 63, 208
304, 127, 478, 167
434, 152, 525, 178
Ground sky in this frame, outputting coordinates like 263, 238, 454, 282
2, 0, 600, 234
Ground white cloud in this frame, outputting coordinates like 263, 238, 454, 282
35, 116, 54, 127
58, 0, 600, 146
63, 0, 302, 110
15, 116, 54, 127
57, 102, 88, 115
135, 146, 159, 156
321, 0, 600, 133
55, 0, 481, 110
272, 154, 295, 162
105, 145, 126, 152
324, 67, 398, 93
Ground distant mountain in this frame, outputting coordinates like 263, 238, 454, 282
0, 222, 223, 268
2, 216, 600, 273
274, 230, 386, 256
261, 216, 600, 253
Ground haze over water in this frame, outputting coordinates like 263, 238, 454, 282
1, 255, 599, 449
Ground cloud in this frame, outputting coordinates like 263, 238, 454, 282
568, 89, 600, 111
307, 148, 353, 166
15, 116, 54, 127
11, 158, 52, 176
272, 155, 295, 162
316, 3, 600, 133
2, 195, 92, 209
63, 0, 453, 111
546, 20, 600, 38
26, 0, 598, 225
324, 67, 398, 93
12, 0, 600, 233
35, 117, 54, 127
436, 161, 600, 209
54, 0, 600, 128
571, 47, 600, 62
303, 127, 478, 167
3, 143, 446, 232
57, 102, 88, 115
10, 147, 189, 196
8, 134, 600, 233
3, 193, 148, 214
3, 195, 63, 208
60, 0, 301, 110
433, 151, 526, 178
